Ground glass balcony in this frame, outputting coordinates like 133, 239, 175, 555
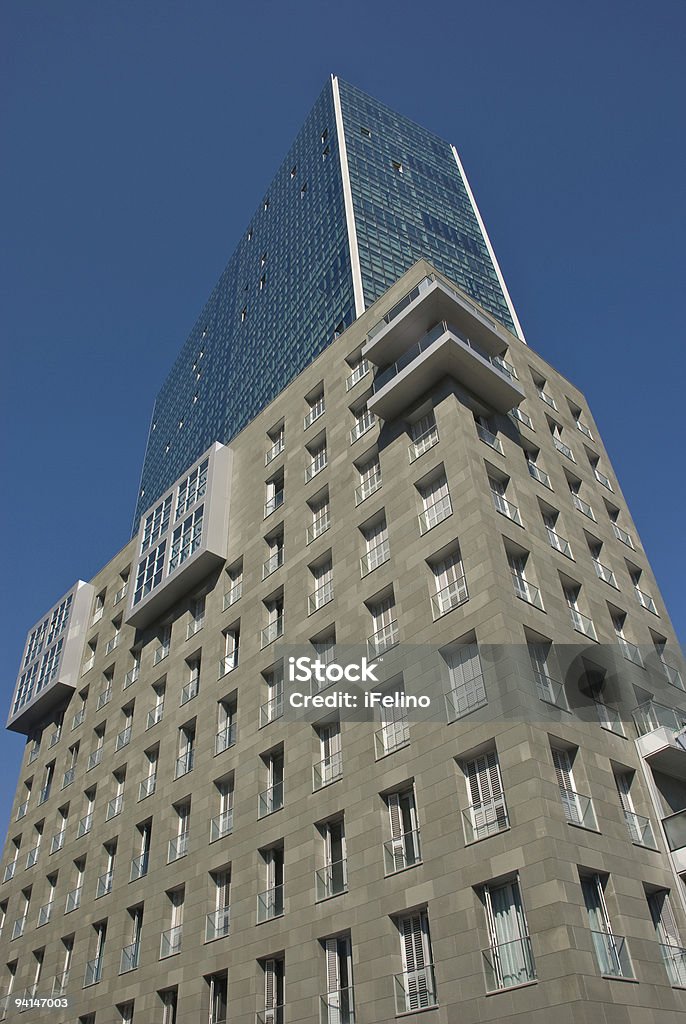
264, 491, 284, 518
594, 468, 613, 490
510, 406, 533, 429
261, 616, 284, 648
617, 636, 643, 667
569, 608, 597, 640
50, 829, 66, 854
87, 747, 103, 770
527, 461, 551, 488
383, 829, 422, 874
350, 412, 375, 444
393, 963, 438, 1013
354, 472, 382, 505
623, 810, 655, 847
419, 494, 452, 534
95, 870, 113, 898
187, 615, 205, 639
590, 930, 633, 977
168, 830, 190, 862
76, 812, 93, 837
462, 797, 509, 844
215, 721, 237, 754
62, 767, 76, 789
572, 493, 595, 519
265, 436, 285, 465
159, 924, 183, 959
482, 937, 536, 991
146, 702, 164, 729
535, 673, 567, 709
95, 687, 112, 710
306, 452, 328, 483
660, 943, 686, 987
594, 559, 617, 587
346, 360, 369, 390
106, 795, 123, 821
115, 725, 132, 750
82, 653, 95, 675
374, 720, 410, 758
408, 425, 439, 462
633, 700, 686, 737
210, 808, 234, 842
129, 852, 149, 881
307, 511, 331, 544
634, 587, 657, 614
83, 956, 103, 987
431, 576, 469, 619
313, 751, 343, 790
256, 1006, 285, 1024
559, 787, 596, 829
553, 436, 575, 461
259, 694, 284, 728
37, 784, 51, 805
309, 581, 334, 614
72, 707, 85, 729
223, 580, 243, 609
512, 574, 544, 610
315, 858, 348, 901
360, 539, 390, 576
25, 845, 39, 868
477, 423, 503, 453
37, 901, 53, 926
320, 987, 355, 1024
612, 522, 634, 548
181, 678, 200, 705
595, 700, 624, 734
152, 643, 170, 665
258, 782, 284, 818
174, 750, 194, 778
662, 660, 684, 690
263, 549, 284, 579
138, 772, 157, 799
492, 492, 523, 526
119, 941, 140, 973
205, 906, 231, 941
65, 885, 82, 912
11, 916, 26, 940
256, 884, 284, 922
546, 526, 572, 558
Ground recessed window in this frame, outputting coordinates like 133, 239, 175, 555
247, 227, 253, 241
240, 307, 247, 323
360, 126, 371, 138
321, 128, 328, 144
290, 166, 297, 179
263, 198, 270, 211
300, 183, 307, 197
392, 160, 403, 174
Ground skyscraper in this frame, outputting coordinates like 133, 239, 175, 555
2, 79, 685, 1024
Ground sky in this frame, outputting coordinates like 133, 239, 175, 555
0, 0, 684, 835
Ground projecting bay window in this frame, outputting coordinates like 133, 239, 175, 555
443, 640, 486, 721
257, 957, 285, 1024
480, 879, 536, 990
394, 910, 438, 1013
383, 788, 421, 874
315, 817, 347, 901
462, 750, 509, 843
321, 935, 354, 1024
527, 638, 566, 708
417, 471, 452, 534
580, 873, 633, 978
647, 890, 686, 987
206, 868, 231, 941
313, 722, 342, 790
551, 746, 596, 830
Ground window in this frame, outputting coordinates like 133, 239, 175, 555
474, 413, 502, 453
258, 749, 284, 818
384, 788, 421, 873
525, 447, 552, 488
84, 920, 107, 986
181, 656, 201, 705
614, 771, 654, 847
26, 820, 43, 867
488, 473, 522, 525
305, 434, 327, 481
345, 354, 369, 390
153, 623, 171, 664
224, 560, 243, 608
54, 935, 72, 995
607, 503, 634, 548
139, 747, 157, 800
160, 889, 184, 959
77, 789, 95, 837
429, 546, 468, 618
175, 724, 195, 778
588, 539, 617, 587
408, 411, 438, 461
394, 911, 437, 1012
264, 472, 284, 518
541, 507, 572, 557
206, 869, 231, 941
417, 471, 452, 534
443, 641, 486, 721
629, 566, 657, 613
316, 817, 347, 899
95, 840, 116, 897
130, 821, 151, 881
355, 452, 382, 504
532, 373, 556, 409
375, 682, 409, 758
309, 557, 333, 614
210, 775, 234, 841
187, 596, 205, 639
215, 697, 237, 755
261, 594, 284, 648
259, 957, 285, 1022
304, 386, 325, 429
257, 846, 284, 922
350, 402, 375, 444
159, 988, 178, 1024
550, 420, 575, 461
360, 515, 390, 576
307, 490, 330, 544
367, 594, 398, 657
265, 423, 285, 465
169, 505, 204, 571
321, 935, 353, 1024
580, 873, 633, 977
562, 581, 597, 639
219, 626, 240, 676
527, 639, 565, 707
551, 746, 596, 829
647, 889, 686, 986
462, 750, 508, 842
207, 970, 228, 1024
507, 549, 544, 609
120, 906, 143, 973
588, 451, 613, 491
611, 610, 642, 666
480, 879, 535, 990
313, 722, 342, 790
260, 665, 284, 727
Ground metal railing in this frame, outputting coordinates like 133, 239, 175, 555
105, 634, 120, 655
62, 767, 76, 789
635, 587, 657, 613
572, 493, 595, 519
168, 831, 189, 862
159, 924, 183, 959
350, 412, 375, 444
187, 615, 205, 639
535, 673, 567, 708
559, 787, 596, 829
3, 859, 17, 882
538, 388, 557, 409
256, 1006, 285, 1024
138, 773, 157, 799
662, 660, 684, 690
360, 538, 390, 576
393, 963, 438, 1013
25, 844, 39, 868
590, 930, 633, 977
215, 721, 237, 754
76, 813, 93, 838
511, 406, 533, 429
354, 471, 382, 505
431, 576, 468, 618
106, 795, 123, 821
65, 886, 81, 913
569, 607, 597, 640
463, 797, 509, 844
492, 491, 523, 525
304, 402, 325, 430
95, 687, 112, 710
48, 727, 61, 748
313, 751, 343, 790
265, 436, 285, 465
315, 858, 348, 901
623, 810, 655, 847
210, 808, 234, 842
419, 493, 452, 534
482, 937, 536, 991
660, 943, 686, 987
319, 987, 355, 1024
51, 971, 69, 996
258, 781, 284, 818
263, 549, 284, 578
307, 511, 331, 544
72, 707, 85, 729
256, 884, 284, 922
367, 619, 399, 658
206, 906, 231, 941
37, 901, 53, 927
576, 419, 593, 438
612, 522, 634, 548
553, 436, 575, 461
15, 800, 28, 820
264, 491, 284, 518
309, 581, 334, 614
87, 747, 103, 770
408, 425, 439, 462
368, 275, 434, 339
38, 784, 51, 805
346, 360, 369, 390
512, 574, 544, 610
114, 581, 129, 604
546, 526, 572, 557
95, 870, 113, 898
218, 651, 238, 678
129, 853, 149, 881
174, 750, 194, 778
119, 941, 140, 973
374, 719, 410, 758
146, 702, 164, 729
527, 461, 551, 487
152, 643, 170, 665
181, 678, 200, 705
594, 559, 617, 587
259, 693, 284, 727
84, 956, 103, 987
261, 616, 284, 648
617, 636, 643, 667
50, 829, 66, 854
115, 725, 132, 750
10, 916, 26, 940
445, 681, 488, 722
476, 423, 503, 453
594, 467, 613, 490
383, 829, 422, 874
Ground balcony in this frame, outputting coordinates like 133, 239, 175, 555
76, 813, 93, 838
553, 436, 575, 461
313, 751, 343, 790
350, 412, 375, 444
559, 787, 597, 829
210, 808, 234, 842
492, 491, 523, 526
259, 694, 284, 728
106, 794, 123, 821
512, 574, 544, 611
633, 701, 686, 778
320, 987, 355, 1024
612, 522, 634, 548
419, 494, 452, 535
393, 963, 438, 1013
205, 906, 231, 941
261, 616, 284, 649
374, 720, 410, 759
315, 858, 348, 901
463, 796, 509, 844
383, 829, 422, 874
355, 471, 382, 505
95, 686, 112, 710
50, 829, 66, 854
95, 870, 113, 898
482, 937, 536, 991
138, 773, 157, 799
87, 747, 103, 770
146, 702, 164, 729
527, 461, 551, 488
257, 884, 284, 922
367, 620, 399, 658
83, 956, 103, 987
181, 678, 199, 705
309, 581, 334, 614
263, 549, 284, 579
346, 360, 369, 390
366, 299, 524, 421
223, 580, 242, 609
569, 607, 597, 640
590, 931, 633, 978
572, 493, 595, 520
264, 491, 284, 518
159, 924, 183, 959
635, 587, 657, 614
62, 766, 76, 789
477, 423, 504, 453
37, 900, 53, 926
546, 526, 572, 558
663, 809, 686, 874
168, 830, 189, 862
593, 559, 617, 587
129, 852, 149, 881
265, 436, 285, 465
408, 424, 439, 462
119, 941, 140, 973
431, 576, 469, 619
307, 511, 331, 544
115, 725, 132, 750
258, 782, 284, 818
65, 885, 82, 912
174, 750, 194, 778
623, 810, 656, 848
215, 722, 237, 755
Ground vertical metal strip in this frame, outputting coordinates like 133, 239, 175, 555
332, 75, 365, 317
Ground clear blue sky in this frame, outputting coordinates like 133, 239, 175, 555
1, 1, 684, 834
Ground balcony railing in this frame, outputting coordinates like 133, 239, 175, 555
261, 616, 284, 648
594, 559, 617, 587
612, 522, 634, 548
129, 852, 149, 881
463, 797, 509, 844
553, 436, 575, 461
569, 607, 597, 640
617, 636, 643, 667
215, 721, 237, 754
259, 693, 284, 728
76, 813, 93, 838
264, 491, 284, 518
187, 616, 204, 639
181, 678, 200, 705
105, 634, 121, 655
383, 829, 422, 874
257, 884, 284, 922
313, 751, 343, 790
50, 829, 66, 854
354, 471, 382, 505
393, 963, 438, 1013
367, 619, 399, 658
10, 916, 26, 940
146, 702, 164, 729
65, 885, 82, 912
594, 468, 613, 490
538, 388, 557, 409
590, 930, 633, 977
511, 406, 533, 429
374, 719, 410, 758
84, 956, 103, 987
138, 773, 157, 799
95, 687, 112, 710
114, 581, 129, 604
62, 767, 76, 789
115, 725, 132, 750
319, 987, 355, 1024
576, 419, 593, 438
304, 402, 325, 430
72, 707, 85, 729
309, 581, 334, 614
210, 808, 234, 842
572, 493, 595, 519
205, 906, 231, 941
623, 810, 655, 847
662, 660, 684, 690
360, 538, 390, 576
635, 587, 657, 614
263, 549, 284, 579
512, 574, 544, 610
106, 794, 123, 821
223, 580, 243, 609
633, 700, 686, 737
168, 831, 189, 862
315, 858, 348, 901
92, 605, 104, 624
175, 750, 194, 778
256, 1006, 285, 1024
258, 781, 284, 818
477, 423, 503, 453
51, 971, 69, 996
431, 576, 469, 619
3, 859, 17, 882
546, 526, 572, 558
48, 727, 61, 748
492, 491, 522, 526
265, 436, 285, 465
37, 784, 51, 805
346, 360, 369, 390
87, 747, 103, 770
15, 800, 28, 820
535, 673, 567, 708
419, 494, 452, 534
482, 937, 536, 991
527, 461, 551, 488
306, 452, 328, 483
82, 654, 95, 675
95, 870, 113, 898
408, 425, 439, 462
595, 700, 624, 734
152, 643, 170, 665
559, 787, 597, 829
37, 900, 53, 926
307, 511, 331, 544
25, 844, 39, 868
119, 941, 140, 974
159, 924, 183, 959
660, 943, 686, 987
350, 412, 375, 444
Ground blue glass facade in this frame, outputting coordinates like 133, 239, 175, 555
134, 78, 518, 530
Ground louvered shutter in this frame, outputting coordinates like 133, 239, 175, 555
325, 939, 341, 1024
551, 748, 581, 823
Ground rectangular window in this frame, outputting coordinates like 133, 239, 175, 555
384, 789, 421, 874
462, 750, 508, 843
551, 747, 596, 829
481, 879, 535, 990
322, 935, 353, 1023
580, 873, 633, 977
647, 889, 686, 986
443, 642, 486, 721
395, 911, 437, 1012
430, 548, 467, 618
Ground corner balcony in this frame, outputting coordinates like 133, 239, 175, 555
633, 701, 686, 778
363, 275, 523, 421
